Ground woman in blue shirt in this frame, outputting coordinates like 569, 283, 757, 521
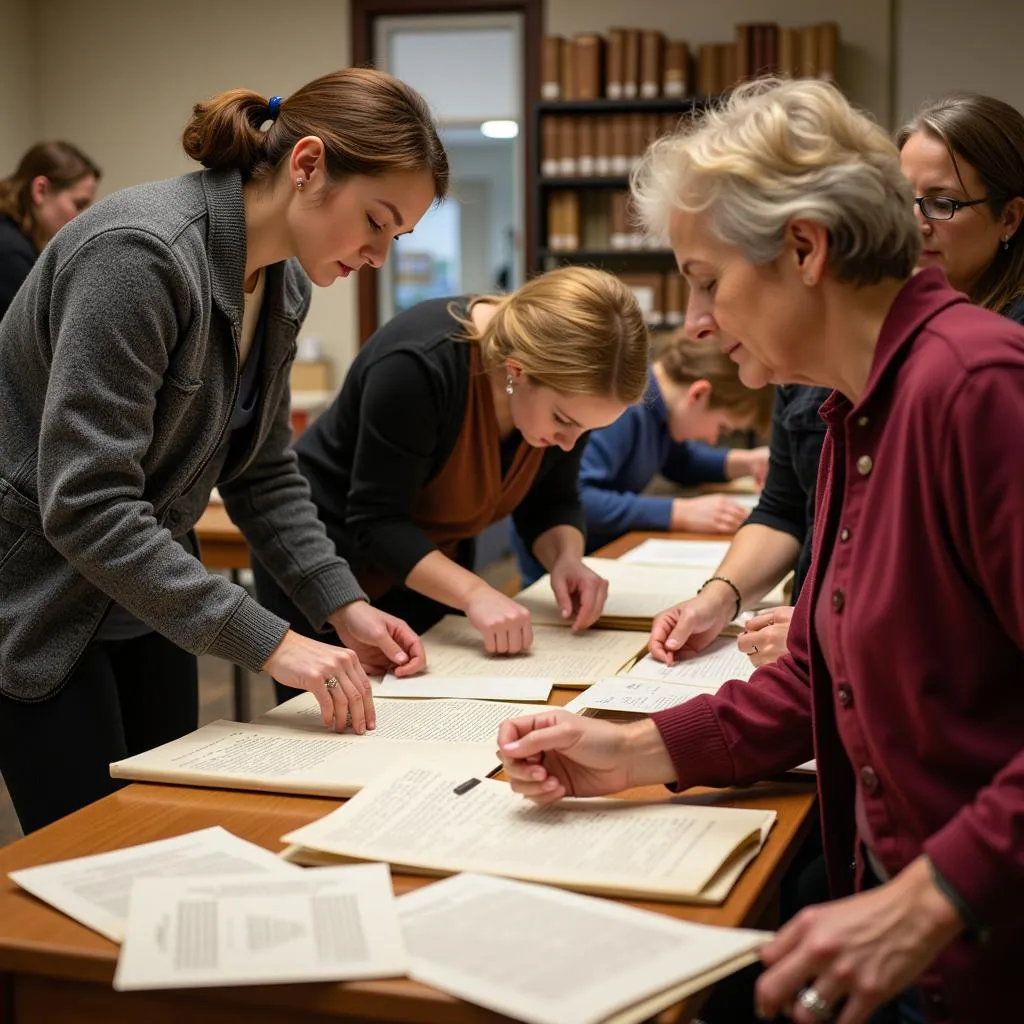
513, 332, 772, 585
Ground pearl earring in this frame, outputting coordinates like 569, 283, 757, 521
1003, 236, 1011, 251
295, 177, 305, 191
505, 375, 514, 396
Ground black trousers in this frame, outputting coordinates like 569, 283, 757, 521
251, 554, 464, 706
0, 632, 198, 834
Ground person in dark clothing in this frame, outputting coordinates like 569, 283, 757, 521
253, 265, 650, 668
0, 141, 101, 320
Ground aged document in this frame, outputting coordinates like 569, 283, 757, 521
398, 872, 769, 1024
113, 863, 406, 990
620, 538, 732, 569
8, 827, 298, 942
282, 768, 775, 904
375, 674, 553, 701
564, 677, 713, 716
420, 616, 647, 687
627, 637, 755, 688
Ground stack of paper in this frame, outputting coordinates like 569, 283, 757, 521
620, 538, 732, 569
420, 615, 647, 689
281, 767, 776, 906
516, 558, 788, 632
109, 696, 545, 798
398, 872, 770, 1024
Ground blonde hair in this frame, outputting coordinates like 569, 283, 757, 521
631, 78, 921, 285
654, 330, 773, 434
457, 266, 649, 404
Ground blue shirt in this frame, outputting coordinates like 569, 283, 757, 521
511, 369, 728, 583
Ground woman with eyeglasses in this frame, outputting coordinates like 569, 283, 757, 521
898, 92, 1024, 323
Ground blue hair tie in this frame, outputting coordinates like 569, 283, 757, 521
268, 95, 283, 120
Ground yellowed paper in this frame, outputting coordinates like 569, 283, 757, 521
626, 637, 755, 688
282, 768, 775, 904
398, 872, 770, 1024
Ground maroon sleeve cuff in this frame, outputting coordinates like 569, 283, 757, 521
652, 695, 737, 791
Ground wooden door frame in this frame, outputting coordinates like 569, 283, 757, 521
350, 0, 541, 343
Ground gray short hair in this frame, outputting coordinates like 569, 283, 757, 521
631, 79, 921, 285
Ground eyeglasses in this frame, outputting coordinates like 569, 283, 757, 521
913, 195, 989, 221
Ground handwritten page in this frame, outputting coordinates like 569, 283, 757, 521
398, 872, 769, 1024
620, 539, 731, 569
113, 863, 406, 991
283, 768, 775, 904
375, 674, 552, 702
109, 719, 502, 798
420, 616, 647, 687
565, 677, 713, 716
626, 637, 754, 688
8, 827, 297, 943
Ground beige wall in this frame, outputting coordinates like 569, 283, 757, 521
0, 0, 37, 172
894, 0, 1024, 124
545, 0, 894, 124
33, 0, 359, 374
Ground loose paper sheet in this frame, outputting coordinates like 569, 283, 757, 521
282, 768, 775, 903
113, 863, 406, 990
564, 677, 713, 716
398, 872, 770, 1024
8, 827, 297, 943
374, 674, 552, 702
420, 616, 647, 687
620, 539, 732, 569
626, 637, 754, 687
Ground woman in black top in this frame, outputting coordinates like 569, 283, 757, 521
254, 266, 650, 662
0, 142, 101, 319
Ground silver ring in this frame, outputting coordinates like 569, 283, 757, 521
324, 675, 340, 690
797, 986, 833, 1021
752, 643, 759, 654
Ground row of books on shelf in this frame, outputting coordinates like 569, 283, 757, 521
542, 29, 689, 102
698, 22, 838, 96
547, 190, 641, 252
541, 22, 839, 103
541, 113, 679, 180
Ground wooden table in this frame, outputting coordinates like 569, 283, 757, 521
0, 526, 818, 1022
194, 502, 249, 571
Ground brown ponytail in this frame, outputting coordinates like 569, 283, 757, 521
181, 67, 448, 201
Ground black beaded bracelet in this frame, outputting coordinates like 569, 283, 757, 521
699, 575, 742, 620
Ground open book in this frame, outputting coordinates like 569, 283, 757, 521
516, 558, 789, 632
281, 768, 776, 905
109, 696, 542, 799
420, 615, 647, 689
398, 872, 770, 1024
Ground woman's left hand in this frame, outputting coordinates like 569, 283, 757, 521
548, 557, 609, 632
329, 600, 426, 677
756, 857, 963, 1024
737, 605, 793, 667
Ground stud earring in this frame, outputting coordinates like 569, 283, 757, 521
505, 374, 514, 396
295, 177, 305, 191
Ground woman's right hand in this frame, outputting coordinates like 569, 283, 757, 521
649, 589, 734, 665
671, 494, 749, 533
263, 630, 376, 734
465, 585, 534, 654
497, 710, 636, 804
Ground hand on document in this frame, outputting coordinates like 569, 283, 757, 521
264, 629, 376, 734
330, 600, 426, 678
497, 707, 669, 805
465, 584, 534, 654
649, 588, 735, 666
549, 554, 610, 631
737, 606, 793, 667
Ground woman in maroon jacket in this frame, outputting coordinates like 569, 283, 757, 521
497, 79, 1024, 1024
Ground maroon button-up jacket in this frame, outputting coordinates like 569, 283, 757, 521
653, 269, 1024, 1022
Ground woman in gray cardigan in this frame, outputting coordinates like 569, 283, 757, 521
0, 68, 447, 833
